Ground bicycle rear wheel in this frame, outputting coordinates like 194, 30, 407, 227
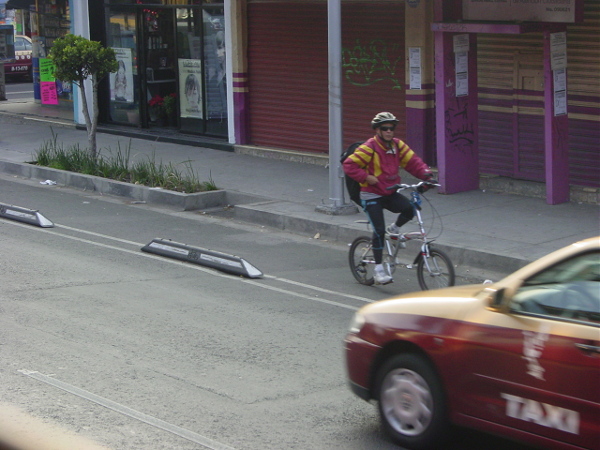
349, 236, 375, 286
417, 247, 455, 290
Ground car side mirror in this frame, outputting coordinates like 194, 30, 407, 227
490, 287, 507, 309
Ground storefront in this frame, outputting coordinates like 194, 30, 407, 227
477, 2, 599, 190
104, 1, 227, 139
246, 1, 407, 155
432, 0, 599, 203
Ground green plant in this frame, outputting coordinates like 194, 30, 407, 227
33, 133, 218, 194
163, 93, 177, 118
49, 35, 118, 160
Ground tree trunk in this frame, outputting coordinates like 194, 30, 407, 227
78, 80, 96, 160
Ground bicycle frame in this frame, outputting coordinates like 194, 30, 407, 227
384, 189, 431, 267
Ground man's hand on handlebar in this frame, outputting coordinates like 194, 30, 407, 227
418, 179, 439, 193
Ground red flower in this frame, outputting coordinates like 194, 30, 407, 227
148, 94, 164, 107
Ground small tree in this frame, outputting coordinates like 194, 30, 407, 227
49, 35, 118, 160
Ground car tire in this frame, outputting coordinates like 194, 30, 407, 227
375, 353, 449, 449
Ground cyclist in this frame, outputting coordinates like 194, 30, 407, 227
342, 112, 434, 285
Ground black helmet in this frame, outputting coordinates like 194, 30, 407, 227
371, 112, 399, 129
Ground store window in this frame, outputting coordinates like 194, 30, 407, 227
107, 10, 138, 125
105, 1, 227, 138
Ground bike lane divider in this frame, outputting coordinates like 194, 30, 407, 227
141, 238, 263, 279
0, 202, 54, 227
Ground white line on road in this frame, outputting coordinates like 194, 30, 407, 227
19, 370, 236, 450
2, 219, 371, 309
58, 224, 372, 304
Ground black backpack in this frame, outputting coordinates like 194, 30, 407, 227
340, 142, 364, 206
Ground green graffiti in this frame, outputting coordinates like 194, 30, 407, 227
342, 39, 403, 89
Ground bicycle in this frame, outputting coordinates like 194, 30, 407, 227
348, 181, 456, 290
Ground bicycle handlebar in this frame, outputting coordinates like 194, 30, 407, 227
386, 180, 440, 192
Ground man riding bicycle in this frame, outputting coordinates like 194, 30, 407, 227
342, 112, 434, 285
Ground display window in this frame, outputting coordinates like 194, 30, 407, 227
105, 0, 227, 138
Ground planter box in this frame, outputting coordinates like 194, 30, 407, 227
0, 160, 226, 211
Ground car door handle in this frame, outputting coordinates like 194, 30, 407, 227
575, 343, 600, 354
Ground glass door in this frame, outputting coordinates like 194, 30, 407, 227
107, 10, 139, 126
176, 6, 203, 133
203, 5, 227, 136
141, 8, 177, 128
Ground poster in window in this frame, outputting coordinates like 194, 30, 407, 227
178, 59, 203, 119
111, 48, 134, 103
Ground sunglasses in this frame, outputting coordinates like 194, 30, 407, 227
380, 126, 396, 132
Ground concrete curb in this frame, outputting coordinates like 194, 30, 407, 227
219, 201, 529, 277
0, 160, 226, 211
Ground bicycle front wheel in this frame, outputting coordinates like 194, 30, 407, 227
417, 247, 455, 290
349, 236, 375, 286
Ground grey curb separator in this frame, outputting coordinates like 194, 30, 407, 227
0, 202, 54, 228
141, 238, 263, 278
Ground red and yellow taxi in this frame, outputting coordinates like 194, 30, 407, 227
3, 35, 32, 80
345, 237, 599, 449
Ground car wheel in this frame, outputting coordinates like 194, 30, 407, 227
375, 354, 449, 449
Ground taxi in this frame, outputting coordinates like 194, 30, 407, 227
345, 237, 599, 449
3, 35, 32, 80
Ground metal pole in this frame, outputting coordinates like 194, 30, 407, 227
316, 0, 357, 215
328, 0, 343, 207
315, 0, 357, 215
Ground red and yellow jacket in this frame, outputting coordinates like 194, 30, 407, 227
343, 135, 431, 197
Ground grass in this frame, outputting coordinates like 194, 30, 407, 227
33, 130, 218, 194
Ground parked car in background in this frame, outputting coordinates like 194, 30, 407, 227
3, 35, 32, 81
345, 237, 599, 450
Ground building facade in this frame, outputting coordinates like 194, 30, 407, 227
6, 0, 599, 204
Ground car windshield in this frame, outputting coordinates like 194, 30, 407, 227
511, 251, 600, 324
522, 251, 600, 285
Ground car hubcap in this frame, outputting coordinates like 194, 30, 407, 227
381, 368, 433, 436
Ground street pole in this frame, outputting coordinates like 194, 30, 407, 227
316, 0, 357, 215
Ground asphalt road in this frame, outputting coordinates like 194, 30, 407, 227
2, 80, 33, 102
0, 176, 534, 449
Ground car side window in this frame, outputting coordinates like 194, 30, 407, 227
510, 251, 600, 325
15, 37, 32, 52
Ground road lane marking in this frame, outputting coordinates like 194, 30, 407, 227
2, 219, 371, 309
19, 370, 236, 450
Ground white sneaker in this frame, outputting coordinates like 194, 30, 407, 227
374, 266, 393, 285
386, 223, 400, 236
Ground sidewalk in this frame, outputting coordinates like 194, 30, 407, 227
0, 98, 598, 279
